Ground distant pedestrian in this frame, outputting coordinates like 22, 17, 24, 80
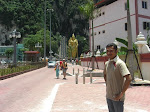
55, 61, 60, 79
61, 59, 68, 79
76, 58, 78, 65
103, 43, 132, 112
59, 60, 63, 70
72, 59, 74, 65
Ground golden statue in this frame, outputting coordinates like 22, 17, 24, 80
68, 34, 78, 58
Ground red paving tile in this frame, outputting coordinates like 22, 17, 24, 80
51, 63, 150, 112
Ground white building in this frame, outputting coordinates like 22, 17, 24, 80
89, 0, 150, 50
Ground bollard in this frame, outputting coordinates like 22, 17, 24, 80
90, 73, 92, 84
83, 74, 85, 84
83, 68, 85, 84
83, 68, 85, 74
75, 73, 78, 84
73, 68, 74, 75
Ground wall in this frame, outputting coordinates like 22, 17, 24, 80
138, 0, 150, 38
89, 0, 150, 50
140, 53, 150, 80
81, 56, 108, 70
81, 53, 150, 80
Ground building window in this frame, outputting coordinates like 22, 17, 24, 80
142, 1, 147, 9
102, 12, 105, 15
97, 45, 101, 50
143, 22, 150, 30
125, 23, 127, 31
99, 31, 101, 34
143, 22, 146, 29
99, 13, 101, 16
102, 30, 105, 33
125, 2, 127, 10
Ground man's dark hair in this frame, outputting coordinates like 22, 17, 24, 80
106, 43, 117, 50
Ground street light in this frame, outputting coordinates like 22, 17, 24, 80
44, 0, 46, 62
47, 8, 54, 61
35, 42, 42, 49
35, 42, 42, 61
9, 29, 21, 66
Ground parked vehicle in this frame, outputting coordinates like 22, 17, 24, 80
1, 60, 6, 64
47, 61, 56, 68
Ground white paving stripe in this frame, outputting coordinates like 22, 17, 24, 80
38, 83, 65, 112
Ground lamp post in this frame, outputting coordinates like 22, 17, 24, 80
44, 0, 46, 62
47, 8, 54, 61
9, 29, 21, 66
62, 36, 66, 59
35, 42, 42, 61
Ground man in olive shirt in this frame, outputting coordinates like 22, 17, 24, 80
103, 43, 132, 112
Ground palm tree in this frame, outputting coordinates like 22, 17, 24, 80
115, 37, 138, 53
79, 0, 95, 70
127, 0, 134, 81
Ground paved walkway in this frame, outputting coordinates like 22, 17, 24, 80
51, 63, 150, 112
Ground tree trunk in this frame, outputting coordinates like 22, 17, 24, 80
127, 0, 134, 81
92, 18, 95, 70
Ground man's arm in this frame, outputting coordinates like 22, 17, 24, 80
114, 74, 132, 101
103, 63, 107, 83
104, 73, 106, 82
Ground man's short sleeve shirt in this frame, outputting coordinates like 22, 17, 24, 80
104, 56, 130, 101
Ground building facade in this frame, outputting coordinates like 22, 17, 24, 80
89, 0, 150, 50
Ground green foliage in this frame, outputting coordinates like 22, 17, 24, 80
5, 48, 13, 59
116, 38, 128, 46
20, 48, 29, 52
76, 35, 89, 56
22, 29, 62, 57
52, 0, 89, 39
146, 28, 150, 46
116, 37, 138, 54
79, 0, 95, 19
1, 0, 90, 56
0, 0, 45, 35
100, 51, 106, 56
0, 62, 45, 76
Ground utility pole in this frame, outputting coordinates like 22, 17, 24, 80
47, 9, 54, 61
62, 36, 66, 59
64, 36, 66, 58
49, 9, 52, 61
91, 16, 95, 70
44, 0, 46, 62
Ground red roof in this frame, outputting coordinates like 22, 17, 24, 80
24, 51, 40, 54
95, 0, 105, 6
95, 0, 117, 7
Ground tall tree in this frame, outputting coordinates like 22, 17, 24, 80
127, 0, 134, 80
0, 0, 90, 57
79, 0, 95, 70
52, 0, 89, 39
